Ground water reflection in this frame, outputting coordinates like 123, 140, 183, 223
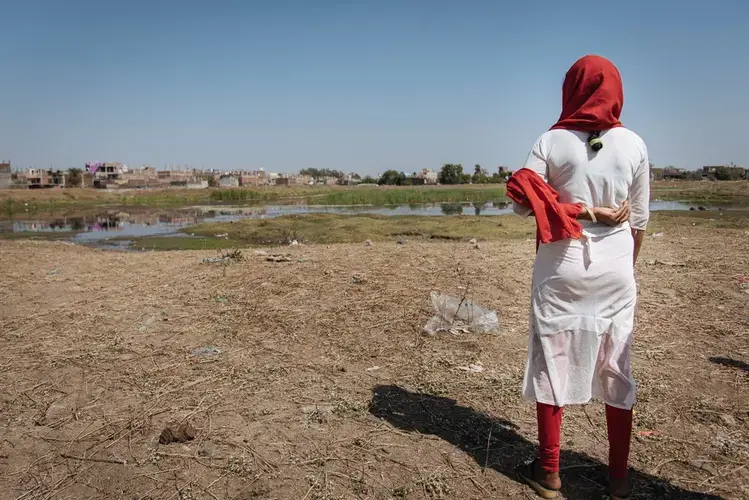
0, 199, 713, 244
440, 203, 464, 215
0, 207, 267, 241
8, 213, 176, 234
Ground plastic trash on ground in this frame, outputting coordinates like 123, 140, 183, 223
191, 346, 222, 357
424, 291, 500, 335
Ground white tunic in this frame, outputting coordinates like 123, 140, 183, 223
515, 127, 650, 410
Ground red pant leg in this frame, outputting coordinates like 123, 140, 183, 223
606, 404, 633, 480
536, 402, 564, 473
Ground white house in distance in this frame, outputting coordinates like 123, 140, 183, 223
413, 168, 438, 185
218, 175, 239, 187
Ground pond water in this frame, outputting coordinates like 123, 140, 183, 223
0, 200, 723, 244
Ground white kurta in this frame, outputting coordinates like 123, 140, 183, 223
515, 127, 650, 410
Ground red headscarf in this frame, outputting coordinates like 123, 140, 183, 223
550, 55, 624, 132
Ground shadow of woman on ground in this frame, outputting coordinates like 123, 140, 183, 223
369, 385, 722, 499
710, 356, 749, 373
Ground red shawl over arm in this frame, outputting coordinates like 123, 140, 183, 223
506, 169, 585, 251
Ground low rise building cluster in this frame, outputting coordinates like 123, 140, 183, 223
0, 162, 333, 189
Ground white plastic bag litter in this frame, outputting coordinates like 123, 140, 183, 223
424, 291, 500, 335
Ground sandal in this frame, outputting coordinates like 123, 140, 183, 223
517, 459, 560, 499
608, 475, 632, 500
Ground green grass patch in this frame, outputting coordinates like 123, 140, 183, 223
305, 187, 508, 206
4, 210, 746, 249
1, 185, 511, 214
0, 198, 77, 217
651, 181, 749, 205
0, 231, 81, 241
183, 210, 749, 248
209, 185, 509, 206
3, 181, 748, 216
0, 191, 210, 215
185, 213, 536, 246
111, 192, 208, 207
209, 189, 291, 203
647, 209, 749, 233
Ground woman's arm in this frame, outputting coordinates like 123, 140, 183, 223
632, 228, 645, 265
629, 142, 651, 265
513, 136, 550, 217
590, 202, 631, 225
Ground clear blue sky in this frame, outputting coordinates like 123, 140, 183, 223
2, 0, 748, 174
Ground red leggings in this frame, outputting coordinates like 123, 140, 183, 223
537, 402, 632, 479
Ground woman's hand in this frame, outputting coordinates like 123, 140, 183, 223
593, 201, 630, 226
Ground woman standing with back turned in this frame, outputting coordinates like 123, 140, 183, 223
510, 55, 650, 499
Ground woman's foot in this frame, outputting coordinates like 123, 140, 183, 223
518, 459, 562, 499
609, 474, 632, 499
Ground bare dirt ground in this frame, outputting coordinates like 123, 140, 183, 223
1, 222, 748, 499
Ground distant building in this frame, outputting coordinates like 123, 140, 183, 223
186, 180, 209, 189
86, 162, 128, 187
315, 176, 339, 186
335, 174, 360, 186
240, 174, 262, 187
702, 164, 747, 181
0, 162, 11, 189
157, 169, 196, 185
120, 166, 159, 188
413, 168, 438, 185
662, 167, 686, 180
81, 172, 94, 187
702, 166, 721, 180
218, 175, 239, 187
300, 174, 314, 185
25, 168, 68, 188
